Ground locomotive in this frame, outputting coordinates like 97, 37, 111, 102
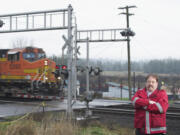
0, 46, 63, 97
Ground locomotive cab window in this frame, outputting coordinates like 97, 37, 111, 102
37, 53, 46, 59
0, 54, 6, 58
23, 52, 35, 61
0, 49, 9, 58
8, 52, 20, 61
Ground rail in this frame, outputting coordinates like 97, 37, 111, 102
90, 104, 180, 119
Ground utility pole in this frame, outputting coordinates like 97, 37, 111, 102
118, 5, 136, 100
133, 72, 136, 95
86, 37, 90, 93
98, 74, 101, 91
120, 80, 123, 99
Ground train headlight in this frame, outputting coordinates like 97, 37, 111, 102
45, 77, 48, 80
44, 60, 48, 65
26, 75, 31, 79
57, 77, 61, 80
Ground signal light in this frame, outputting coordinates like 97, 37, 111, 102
55, 65, 68, 79
62, 65, 67, 70
94, 67, 102, 75
0, 20, 4, 28
120, 29, 135, 37
56, 65, 59, 69
61, 65, 68, 79
55, 65, 67, 70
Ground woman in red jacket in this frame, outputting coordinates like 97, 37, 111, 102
132, 74, 169, 135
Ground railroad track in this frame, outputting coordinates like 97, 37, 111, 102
104, 103, 180, 112
91, 104, 180, 119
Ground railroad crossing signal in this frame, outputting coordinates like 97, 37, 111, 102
74, 45, 80, 60
62, 35, 73, 50
76, 46, 81, 55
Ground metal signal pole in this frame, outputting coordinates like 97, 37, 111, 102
118, 5, 136, 100
86, 37, 90, 93
67, 4, 73, 117
73, 17, 78, 101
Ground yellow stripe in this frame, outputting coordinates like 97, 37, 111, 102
0, 75, 26, 79
24, 67, 56, 74
24, 69, 38, 73
0, 58, 7, 61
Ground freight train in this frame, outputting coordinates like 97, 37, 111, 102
0, 46, 65, 98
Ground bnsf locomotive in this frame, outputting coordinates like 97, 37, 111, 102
0, 46, 63, 97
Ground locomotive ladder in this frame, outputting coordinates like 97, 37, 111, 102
36, 69, 47, 88
31, 74, 39, 92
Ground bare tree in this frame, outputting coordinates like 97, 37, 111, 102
10, 38, 34, 48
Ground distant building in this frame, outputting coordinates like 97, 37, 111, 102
102, 82, 137, 98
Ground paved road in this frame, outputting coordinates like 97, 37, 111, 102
0, 99, 130, 117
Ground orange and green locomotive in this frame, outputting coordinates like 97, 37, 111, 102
0, 46, 62, 97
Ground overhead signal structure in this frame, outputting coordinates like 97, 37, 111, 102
75, 28, 129, 97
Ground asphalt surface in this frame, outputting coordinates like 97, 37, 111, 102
0, 99, 130, 118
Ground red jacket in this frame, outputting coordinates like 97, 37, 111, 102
132, 88, 169, 134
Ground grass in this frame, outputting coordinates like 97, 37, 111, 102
78, 126, 134, 135
103, 97, 130, 101
0, 112, 135, 135
168, 99, 176, 104
80, 126, 114, 135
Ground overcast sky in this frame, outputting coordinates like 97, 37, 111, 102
0, 0, 180, 61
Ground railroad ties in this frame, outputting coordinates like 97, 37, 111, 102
90, 103, 180, 119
